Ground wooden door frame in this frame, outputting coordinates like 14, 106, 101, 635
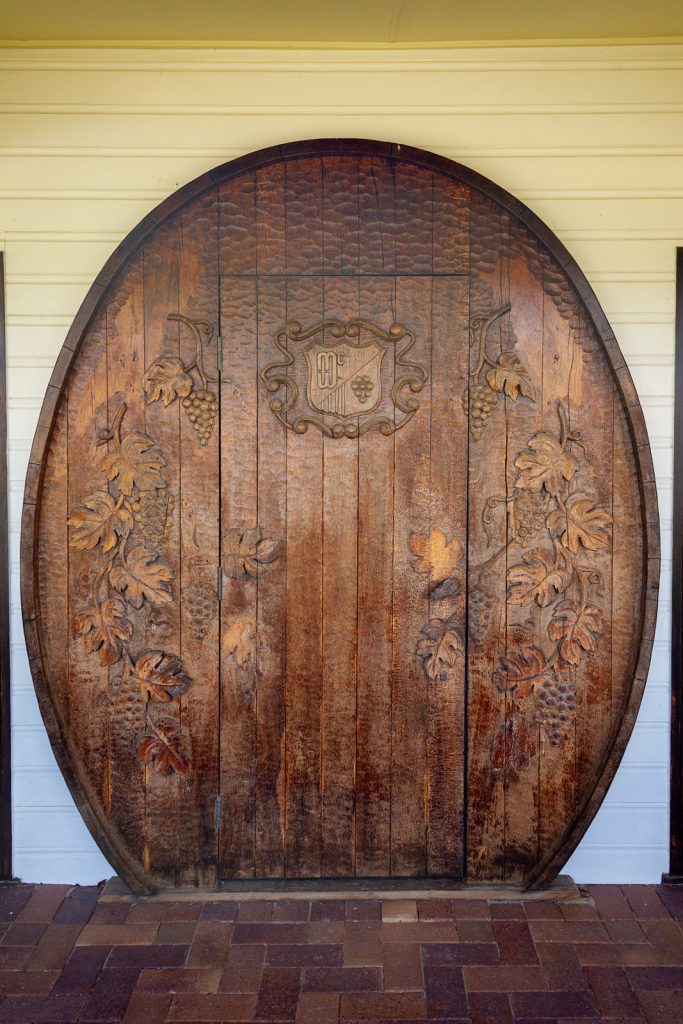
0, 253, 12, 880
667, 247, 683, 882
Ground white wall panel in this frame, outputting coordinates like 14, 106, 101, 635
1, 42, 680, 884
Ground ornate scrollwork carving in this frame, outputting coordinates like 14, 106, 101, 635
261, 318, 427, 439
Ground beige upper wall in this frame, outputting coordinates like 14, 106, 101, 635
1, 0, 683, 46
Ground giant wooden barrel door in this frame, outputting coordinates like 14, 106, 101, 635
22, 141, 658, 893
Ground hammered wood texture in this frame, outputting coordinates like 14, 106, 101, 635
21, 141, 659, 894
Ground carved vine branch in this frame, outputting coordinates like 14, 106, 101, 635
411, 399, 612, 770
68, 402, 192, 777
463, 303, 536, 440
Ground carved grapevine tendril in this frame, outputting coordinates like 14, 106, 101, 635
463, 303, 537, 441
68, 402, 193, 777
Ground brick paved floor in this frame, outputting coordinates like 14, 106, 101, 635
1, 884, 683, 1022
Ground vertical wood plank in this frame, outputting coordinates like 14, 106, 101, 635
535, 266, 577, 866
570, 317, 614, 812
356, 156, 396, 875
176, 189, 221, 887
499, 250, 542, 882
66, 317, 110, 836
320, 155, 359, 876
391, 278, 432, 877
321, 278, 359, 877
284, 155, 324, 877
219, 171, 258, 879
141, 224, 183, 882
427, 171, 469, 877
611, 401, 643, 729
427, 274, 469, 877
254, 164, 288, 877
432, 173, 470, 277
390, 160, 433, 877
107, 259, 150, 875
356, 277, 395, 877
466, 194, 510, 882
38, 402, 68, 738
358, 155, 396, 276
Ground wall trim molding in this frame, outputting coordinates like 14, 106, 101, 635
669, 246, 683, 882
0, 253, 12, 880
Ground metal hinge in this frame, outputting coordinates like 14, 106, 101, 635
214, 795, 221, 830
217, 566, 223, 602
216, 334, 223, 373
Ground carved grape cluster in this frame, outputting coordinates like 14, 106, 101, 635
184, 581, 217, 642
462, 381, 498, 441
468, 584, 496, 644
181, 389, 218, 446
537, 674, 577, 747
143, 314, 219, 448
464, 305, 536, 441
350, 374, 374, 404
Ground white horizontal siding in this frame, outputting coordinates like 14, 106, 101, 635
1, 42, 680, 885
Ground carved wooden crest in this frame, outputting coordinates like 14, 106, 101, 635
261, 318, 427, 438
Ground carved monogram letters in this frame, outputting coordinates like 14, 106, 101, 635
261, 318, 427, 439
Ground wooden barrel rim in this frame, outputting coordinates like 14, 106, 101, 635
21, 139, 660, 894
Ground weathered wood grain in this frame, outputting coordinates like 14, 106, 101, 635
219, 170, 259, 879
177, 189, 221, 887
141, 223, 182, 882
283, 155, 324, 877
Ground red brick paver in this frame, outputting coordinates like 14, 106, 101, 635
0, 883, 682, 1020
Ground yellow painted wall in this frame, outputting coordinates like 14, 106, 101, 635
1, 43, 679, 882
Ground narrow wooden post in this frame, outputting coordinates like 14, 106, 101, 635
667, 247, 683, 882
0, 253, 12, 881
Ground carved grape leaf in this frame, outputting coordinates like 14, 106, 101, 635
493, 644, 547, 698
101, 431, 167, 496
74, 596, 133, 666
110, 544, 174, 608
546, 493, 613, 554
486, 351, 537, 402
224, 615, 257, 667
548, 600, 605, 666
224, 525, 281, 579
491, 712, 538, 778
139, 719, 191, 776
131, 650, 191, 703
409, 527, 463, 582
507, 549, 570, 608
143, 358, 193, 407
415, 613, 464, 681
68, 490, 133, 552
514, 432, 579, 496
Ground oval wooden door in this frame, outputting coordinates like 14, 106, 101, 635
23, 141, 658, 894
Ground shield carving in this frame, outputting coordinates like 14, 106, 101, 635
305, 339, 385, 418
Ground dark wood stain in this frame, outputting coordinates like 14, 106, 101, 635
20, 141, 659, 894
